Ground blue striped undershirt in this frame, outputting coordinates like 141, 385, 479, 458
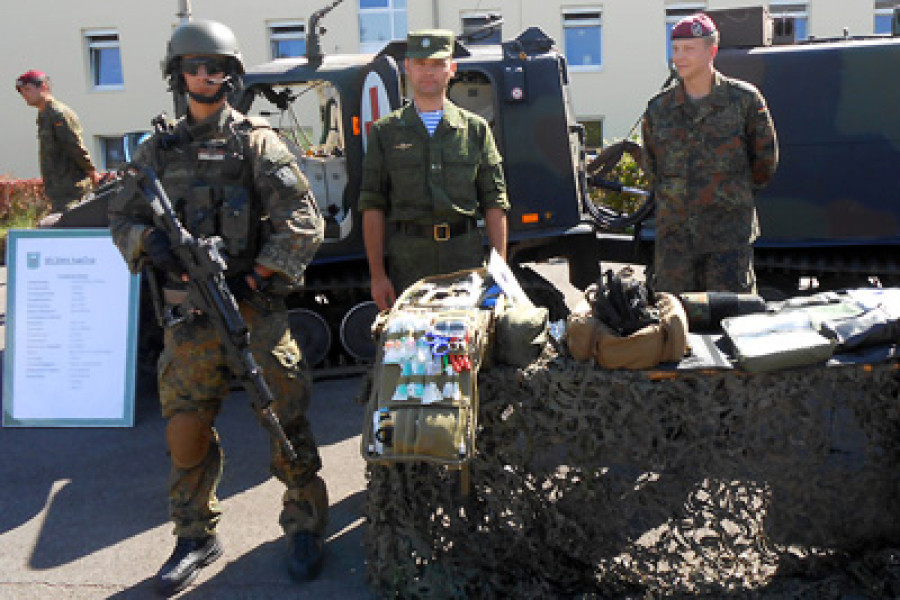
418, 109, 443, 136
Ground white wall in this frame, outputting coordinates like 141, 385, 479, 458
0, 0, 887, 178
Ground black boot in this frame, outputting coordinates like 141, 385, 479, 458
287, 530, 325, 581
155, 535, 222, 596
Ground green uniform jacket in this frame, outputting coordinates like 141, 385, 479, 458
37, 97, 95, 209
108, 104, 324, 290
358, 101, 509, 224
642, 71, 778, 253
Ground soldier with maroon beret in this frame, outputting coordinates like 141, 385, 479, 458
16, 69, 101, 222
642, 12, 779, 294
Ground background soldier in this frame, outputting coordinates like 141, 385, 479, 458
359, 29, 509, 311
107, 20, 327, 596
15, 69, 101, 225
641, 13, 778, 294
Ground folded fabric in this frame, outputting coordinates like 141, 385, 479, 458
722, 310, 837, 372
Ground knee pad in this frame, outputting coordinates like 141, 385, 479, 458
281, 475, 329, 536
166, 411, 214, 470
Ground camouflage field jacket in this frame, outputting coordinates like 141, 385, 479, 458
37, 97, 95, 204
108, 104, 323, 288
642, 71, 778, 253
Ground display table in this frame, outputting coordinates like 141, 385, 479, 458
364, 352, 900, 597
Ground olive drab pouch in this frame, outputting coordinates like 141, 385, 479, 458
362, 268, 497, 483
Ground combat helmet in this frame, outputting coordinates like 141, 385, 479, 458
163, 19, 245, 77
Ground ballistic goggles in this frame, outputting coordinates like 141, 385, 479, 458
180, 56, 230, 76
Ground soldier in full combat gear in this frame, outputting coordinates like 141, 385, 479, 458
107, 20, 327, 596
642, 13, 778, 295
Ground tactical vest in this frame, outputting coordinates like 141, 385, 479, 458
152, 117, 268, 276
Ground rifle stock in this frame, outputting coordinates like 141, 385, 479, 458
135, 165, 299, 464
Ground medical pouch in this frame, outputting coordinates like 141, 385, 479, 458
362, 268, 495, 469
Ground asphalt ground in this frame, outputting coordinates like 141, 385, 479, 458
0, 261, 584, 599
0, 261, 373, 600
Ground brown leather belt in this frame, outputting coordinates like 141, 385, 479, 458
396, 220, 477, 241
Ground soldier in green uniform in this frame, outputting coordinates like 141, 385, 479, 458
359, 29, 509, 311
642, 13, 778, 294
15, 70, 100, 222
107, 20, 327, 596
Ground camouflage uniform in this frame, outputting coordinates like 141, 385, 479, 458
108, 103, 326, 540
37, 97, 95, 212
642, 70, 778, 294
359, 101, 508, 293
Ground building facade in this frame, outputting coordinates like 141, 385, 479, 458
1, 0, 892, 178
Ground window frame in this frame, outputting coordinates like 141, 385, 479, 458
98, 135, 126, 171
268, 20, 307, 59
562, 7, 604, 72
769, 1, 810, 41
874, 1, 895, 34
358, 0, 407, 54
85, 29, 124, 91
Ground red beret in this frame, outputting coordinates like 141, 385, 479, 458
15, 70, 48, 88
671, 13, 717, 39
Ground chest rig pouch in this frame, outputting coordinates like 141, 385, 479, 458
156, 123, 263, 273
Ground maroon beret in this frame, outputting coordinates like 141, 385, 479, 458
671, 13, 717, 39
15, 70, 48, 89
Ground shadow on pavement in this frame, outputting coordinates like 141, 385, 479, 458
0, 374, 367, 571
104, 491, 374, 600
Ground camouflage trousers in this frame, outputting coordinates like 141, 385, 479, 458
654, 236, 756, 295
157, 300, 325, 539
387, 228, 486, 295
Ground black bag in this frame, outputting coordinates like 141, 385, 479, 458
590, 269, 659, 336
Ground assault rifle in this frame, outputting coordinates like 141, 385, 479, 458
133, 164, 299, 463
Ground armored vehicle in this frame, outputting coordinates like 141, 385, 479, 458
58, 5, 900, 370
60, 5, 622, 372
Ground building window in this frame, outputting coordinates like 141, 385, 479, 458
269, 21, 306, 58
359, 0, 407, 54
563, 8, 603, 69
665, 3, 706, 64
769, 1, 809, 41
99, 136, 126, 170
874, 1, 895, 34
461, 12, 502, 45
85, 30, 123, 89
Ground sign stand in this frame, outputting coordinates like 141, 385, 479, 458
3, 229, 140, 427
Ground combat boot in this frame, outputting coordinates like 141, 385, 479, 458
280, 475, 329, 582
155, 535, 222, 597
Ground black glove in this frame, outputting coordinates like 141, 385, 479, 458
144, 228, 184, 275
226, 272, 255, 302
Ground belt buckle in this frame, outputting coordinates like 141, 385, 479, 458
434, 223, 450, 242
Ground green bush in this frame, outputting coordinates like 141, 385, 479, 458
0, 177, 49, 263
590, 139, 649, 215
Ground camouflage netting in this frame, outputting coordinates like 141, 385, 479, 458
364, 349, 900, 598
